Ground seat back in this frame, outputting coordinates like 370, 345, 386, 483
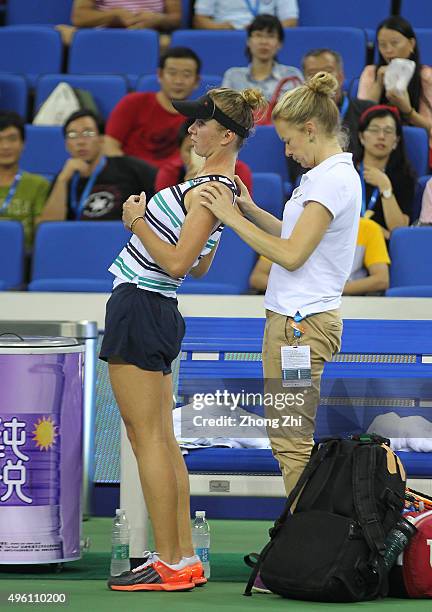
253, 173, 284, 219
298, 0, 392, 29
171, 30, 247, 75
402, 126, 430, 177
389, 227, 432, 287
21, 126, 67, 176
0, 74, 28, 116
136, 73, 222, 99
414, 28, 432, 65
401, 1, 432, 29
6, 0, 73, 25
68, 29, 159, 85
412, 175, 431, 223
35, 74, 128, 120
179, 228, 257, 294
0, 221, 24, 290
279, 27, 367, 82
386, 285, 432, 297
30, 221, 130, 291
0, 26, 62, 86
239, 126, 289, 183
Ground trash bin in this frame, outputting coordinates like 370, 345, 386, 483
0, 335, 85, 564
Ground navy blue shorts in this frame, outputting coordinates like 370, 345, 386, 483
99, 283, 185, 375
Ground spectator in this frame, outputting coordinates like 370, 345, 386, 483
40, 110, 156, 222
356, 104, 415, 239
357, 16, 432, 164
419, 177, 432, 224
72, 0, 181, 47
287, 49, 374, 183
155, 118, 254, 193
303, 49, 374, 160
221, 15, 303, 107
104, 47, 201, 167
193, 0, 298, 30
250, 218, 390, 296
0, 111, 50, 250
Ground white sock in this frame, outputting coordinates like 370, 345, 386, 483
183, 555, 200, 565
159, 557, 188, 570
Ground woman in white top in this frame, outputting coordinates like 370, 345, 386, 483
200, 72, 362, 499
101, 87, 266, 592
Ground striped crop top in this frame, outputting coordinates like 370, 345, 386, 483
109, 174, 238, 298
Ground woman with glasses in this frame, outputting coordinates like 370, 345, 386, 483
221, 14, 303, 116
357, 16, 432, 166
356, 105, 416, 239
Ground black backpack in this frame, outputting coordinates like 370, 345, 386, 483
244, 435, 406, 602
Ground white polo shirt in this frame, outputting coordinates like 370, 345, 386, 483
264, 152, 362, 318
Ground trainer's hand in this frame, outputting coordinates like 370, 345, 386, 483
123, 192, 146, 230
234, 174, 257, 217
200, 183, 238, 225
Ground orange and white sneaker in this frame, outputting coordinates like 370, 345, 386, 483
108, 553, 195, 592
184, 555, 207, 586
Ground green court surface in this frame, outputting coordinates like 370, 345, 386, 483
0, 518, 430, 611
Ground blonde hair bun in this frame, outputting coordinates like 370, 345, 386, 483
240, 88, 268, 112
306, 71, 338, 98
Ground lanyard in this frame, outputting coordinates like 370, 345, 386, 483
70, 156, 106, 220
359, 162, 380, 217
339, 95, 349, 120
0, 170, 23, 214
244, 0, 260, 17
292, 311, 305, 339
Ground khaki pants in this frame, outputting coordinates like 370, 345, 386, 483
262, 309, 342, 496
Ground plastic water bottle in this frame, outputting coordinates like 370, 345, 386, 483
192, 510, 210, 578
110, 509, 130, 576
382, 516, 417, 570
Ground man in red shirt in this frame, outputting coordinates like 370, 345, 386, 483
105, 47, 201, 168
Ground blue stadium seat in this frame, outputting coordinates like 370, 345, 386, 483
179, 228, 257, 294
386, 285, 432, 297
136, 73, 222, 99
0, 74, 28, 117
0, 27, 62, 87
414, 29, 432, 66
389, 227, 432, 288
412, 175, 431, 223
298, 0, 392, 30
0, 221, 24, 290
403, 126, 430, 177
68, 29, 159, 87
279, 27, 367, 82
239, 125, 289, 184
21, 125, 67, 176
6, 0, 73, 25
171, 30, 247, 76
181, 0, 192, 28
35, 74, 128, 120
253, 173, 285, 219
29, 221, 130, 292
401, 1, 432, 29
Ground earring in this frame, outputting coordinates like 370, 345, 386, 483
309, 135, 315, 143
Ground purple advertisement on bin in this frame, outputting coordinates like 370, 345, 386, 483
0, 350, 84, 563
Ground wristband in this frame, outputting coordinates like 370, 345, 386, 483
130, 216, 144, 233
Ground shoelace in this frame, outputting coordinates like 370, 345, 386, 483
132, 551, 159, 573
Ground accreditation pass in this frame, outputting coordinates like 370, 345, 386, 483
281, 345, 312, 387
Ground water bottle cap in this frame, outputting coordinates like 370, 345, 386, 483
195, 511, 206, 518
115, 508, 124, 515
